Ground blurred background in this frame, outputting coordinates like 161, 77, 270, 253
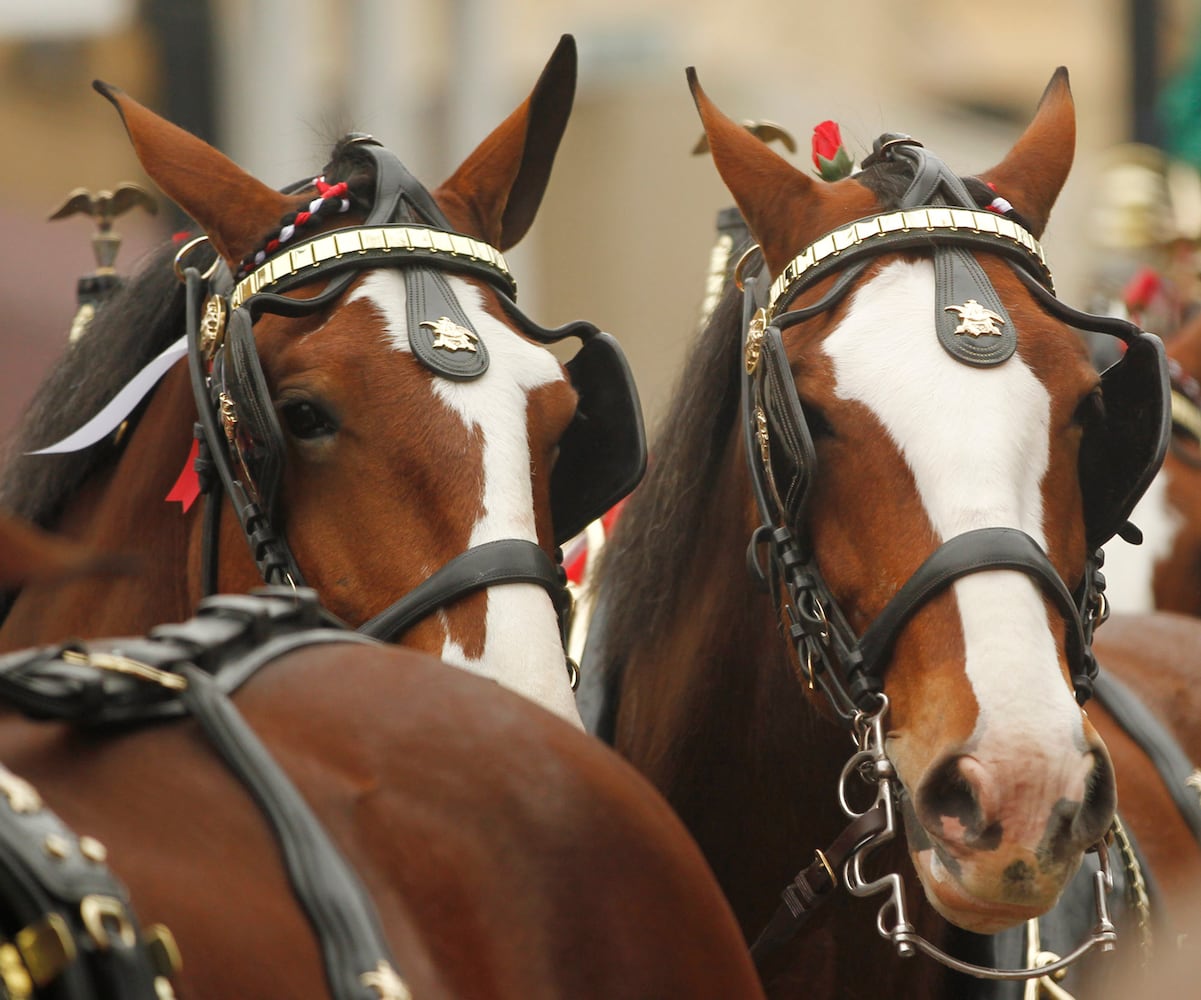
3, 0, 1201, 442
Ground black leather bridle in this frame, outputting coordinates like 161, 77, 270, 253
181, 139, 644, 654
741, 135, 1171, 977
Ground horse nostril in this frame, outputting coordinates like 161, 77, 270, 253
1074, 748, 1117, 845
914, 754, 998, 850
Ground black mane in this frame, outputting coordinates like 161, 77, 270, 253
0, 135, 383, 532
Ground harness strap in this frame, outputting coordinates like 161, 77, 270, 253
749, 804, 889, 968
357, 539, 571, 644
1093, 670, 1201, 844
179, 664, 406, 1000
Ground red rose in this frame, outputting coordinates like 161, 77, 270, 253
811, 120, 853, 181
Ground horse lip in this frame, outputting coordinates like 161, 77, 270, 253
912, 847, 1057, 933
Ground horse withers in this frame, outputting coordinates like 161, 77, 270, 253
0, 34, 645, 726
592, 67, 1174, 997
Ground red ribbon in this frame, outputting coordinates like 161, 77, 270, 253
165, 439, 201, 513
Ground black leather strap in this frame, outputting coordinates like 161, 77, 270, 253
357, 539, 571, 643
1094, 670, 1201, 844
856, 528, 1090, 698
180, 664, 401, 1000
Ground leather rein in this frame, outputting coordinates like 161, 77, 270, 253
180, 141, 574, 657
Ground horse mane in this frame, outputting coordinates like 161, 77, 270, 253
593, 155, 993, 686
0, 136, 385, 532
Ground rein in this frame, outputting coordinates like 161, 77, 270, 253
181, 140, 575, 656
739, 136, 1169, 980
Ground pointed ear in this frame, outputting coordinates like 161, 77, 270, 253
978, 68, 1075, 237
94, 80, 297, 265
689, 68, 873, 276
434, 35, 576, 250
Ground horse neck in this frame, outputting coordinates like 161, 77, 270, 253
0, 366, 218, 647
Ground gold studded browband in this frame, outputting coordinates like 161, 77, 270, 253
229, 224, 514, 311
767, 207, 1054, 316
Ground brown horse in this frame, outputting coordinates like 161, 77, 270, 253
1101, 310, 1201, 616
0, 574, 762, 996
591, 67, 1177, 996
0, 35, 644, 727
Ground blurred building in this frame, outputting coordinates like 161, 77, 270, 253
1, 0, 1198, 442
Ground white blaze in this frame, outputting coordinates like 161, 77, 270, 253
820, 259, 1084, 752
350, 271, 582, 726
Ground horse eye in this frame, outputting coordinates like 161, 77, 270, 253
802, 402, 835, 439
280, 400, 338, 440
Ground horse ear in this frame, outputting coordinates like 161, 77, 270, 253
434, 34, 576, 250
94, 80, 295, 265
977, 68, 1075, 238
688, 68, 834, 276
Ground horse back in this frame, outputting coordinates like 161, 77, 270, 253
0, 642, 762, 998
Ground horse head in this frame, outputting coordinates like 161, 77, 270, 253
1, 36, 645, 726
688, 68, 1169, 934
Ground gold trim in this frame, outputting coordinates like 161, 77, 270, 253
80, 895, 137, 951
0, 766, 42, 814
745, 308, 767, 373
1110, 815, 1153, 967
229, 225, 512, 311
16, 914, 75, 988
360, 960, 413, 1000
0, 943, 32, 1000
61, 649, 188, 691
79, 836, 108, 863
767, 208, 1051, 315
814, 848, 837, 887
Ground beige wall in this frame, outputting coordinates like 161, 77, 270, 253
3, 0, 1195, 436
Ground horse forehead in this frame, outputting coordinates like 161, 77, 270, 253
346, 270, 567, 414
818, 259, 1051, 529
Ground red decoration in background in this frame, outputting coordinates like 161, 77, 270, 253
165, 439, 201, 513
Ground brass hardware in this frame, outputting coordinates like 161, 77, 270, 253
144, 924, 183, 978
0, 943, 33, 1000
230, 225, 513, 310
754, 406, 772, 470
154, 977, 178, 1000
0, 766, 42, 814
79, 836, 108, 863
814, 848, 837, 887
745, 308, 768, 373
767, 208, 1053, 315
68, 302, 97, 344
733, 243, 763, 291
218, 392, 239, 446
360, 960, 413, 1000
199, 295, 228, 358
61, 649, 187, 691
945, 299, 1006, 338
697, 232, 734, 331
1110, 815, 1153, 966
80, 895, 137, 951
1022, 917, 1077, 1000
16, 914, 75, 987
172, 235, 220, 283
421, 317, 479, 353
692, 119, 798, 156
43, 834, 71, 860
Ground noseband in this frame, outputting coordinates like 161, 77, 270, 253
741, 135, 1170, 979
182, 139, 645, 654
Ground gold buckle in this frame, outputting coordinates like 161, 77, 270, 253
16, 914, 75, 987
81, 895, 137, 951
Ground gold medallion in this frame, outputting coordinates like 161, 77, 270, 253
421, 317, 479, 353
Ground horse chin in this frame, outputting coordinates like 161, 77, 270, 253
909, 846, 1069, 934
